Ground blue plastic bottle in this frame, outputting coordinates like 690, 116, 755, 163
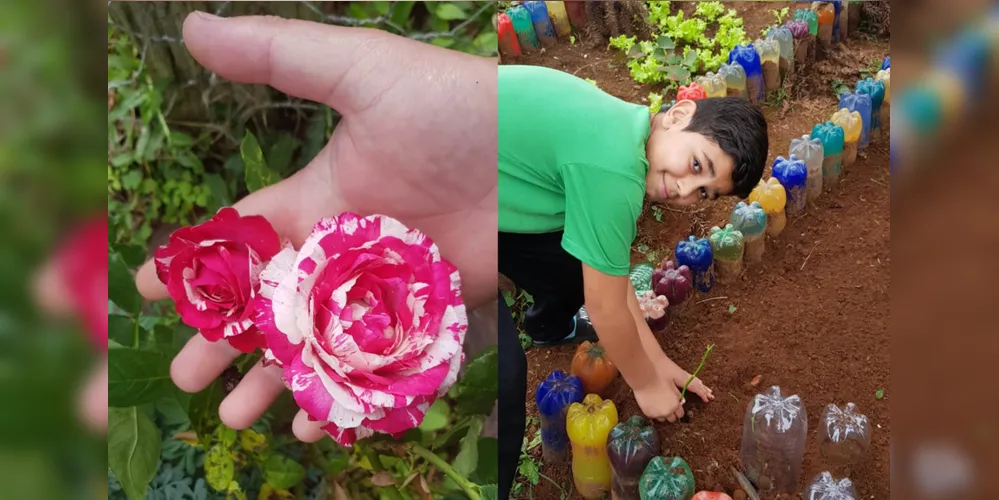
772, 156, 808, 217
882, 56, 890, 70
536, 370, 585, 464
523, 1, 557, 48
839, 91, 873, 150
856, 78, 886, 136
675, 236, 714, 293
728, 43, 764, 103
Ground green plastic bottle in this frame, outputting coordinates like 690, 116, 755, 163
709, 224, 745, 285
639, 456, 695, 500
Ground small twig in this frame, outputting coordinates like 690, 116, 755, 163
572, 60, 604, 76
800, 241, 820, 271
681, 344, 715, 401
870, 177, 886, 187
695, 296, 728, 304
411, 444, 481, 500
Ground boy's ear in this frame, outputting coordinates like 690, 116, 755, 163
662, 100, 696, 130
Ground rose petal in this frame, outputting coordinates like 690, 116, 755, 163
364, 396, 433, 434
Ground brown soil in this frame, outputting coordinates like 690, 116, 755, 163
503, 2, 889, 499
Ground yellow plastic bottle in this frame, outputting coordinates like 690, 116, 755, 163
876, 68, 890, 133
695, 72, 727, 98
567, 394, 619, 499
748, 178, 787, 238
831, 108, 862, 169
545, 1, 572, 38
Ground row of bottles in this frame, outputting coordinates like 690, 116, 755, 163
498, 2, 585, 58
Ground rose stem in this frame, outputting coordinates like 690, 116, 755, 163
680, 343, 715, 401
411, 444, 483, 500
359, 445, 406, 500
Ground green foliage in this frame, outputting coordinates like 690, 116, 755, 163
648, 92, 664, 114
108, 407, 162, 500
695, 2, 726, 22
772, 6, 791, 25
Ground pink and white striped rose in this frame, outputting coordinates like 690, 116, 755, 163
155, 207, 281, 353
255, 213, 467, 446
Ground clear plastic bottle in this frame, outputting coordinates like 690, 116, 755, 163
729, 43, 764, 103
805, 472, 858, 500
856, 77, 886, 138
535, 371, 585, 464
696, 72, 727, 98
523, 1, 557, 48
831, 108, 862, 168
730, 201, 767, 263
567, 394, 619, 499
497, 13, 522, 58
876, 68, 890, 133
839, 91, 872, 150
545, 1, 572, 38
772, 156, 808, 217
812, 122, 845, 185
507, 6, 540, 51
790, 134, 825, 201
639, 456, 695, 500
718, 63, 748, 99
748, 178, 787, 238
767, 26, 795, 83
709, 224, 745, 284
820, 403, 872, 466
608, 416, 660, 500
739, 386, 808, 494
755, 39, 781, 93
638, 291, 669, 334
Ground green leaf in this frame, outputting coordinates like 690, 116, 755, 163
435, 3, 468, 20
390, 1, 417, 29
656, 35, 675, 50
122, 169, 143, 191
188, 380, 225, 448
479, 484, 499, 500
419, 399, 450, 432
474, 32, 498, 55
518, 457, 540, 485
108, 315, 136, 347
242, 130, 278, 193
108, 407, 161, 500
109, 253, 142, 315
875, 389, 885, 400
266, 133, 301, 176
452, 346, 498, 415
204, 173, 231, 210
452, 417, 484, 477
108, 348, 172, 407
471, 438, 499, 484
626, 45, 645, 59
264, 453, 306, 490
728, 304, 737, 314
205, 444, 235, 492
216, 424, 238, 448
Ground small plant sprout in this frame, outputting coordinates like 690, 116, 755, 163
681, 344, 715, 402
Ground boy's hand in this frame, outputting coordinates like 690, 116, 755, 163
668, 363, 715, 403
633, 370, 688, 423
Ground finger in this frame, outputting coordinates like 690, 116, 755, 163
674, 400, 685, 421
80, 357, 108, 433
689, 378, 715, 403
293, 410, 328, 443
182, 11, 408, 115
666, 413, 677, 423
219, 361, 287, 430
33, 258, 73, 317
170, 334, 241, 393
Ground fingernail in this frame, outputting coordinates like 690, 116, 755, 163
195, 11, 222, 21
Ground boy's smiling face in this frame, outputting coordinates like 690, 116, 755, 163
645, 100, 736, 206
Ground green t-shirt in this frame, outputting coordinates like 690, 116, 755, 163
498, 65, 651, 276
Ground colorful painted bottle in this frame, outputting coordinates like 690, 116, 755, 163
876, 68, 890, 133
839, 91, 872, 150
756, 38, 781, 94
564, 0, 587, 32
546, 1, 572, 38
831, 108, 862, 168
789, 134, 825, 201
882, 56, 890, 70
786, 19, 810, 67
816, 3, 835, 53
508, 6, 540, 51
767, 26, 795, 82
831, 0, 843, 44
740, 386, 808, 494
629, 262, 656, 294
772, 155, 807, 217
524, 1, 557, 48
812, 122, 845, 185
805, 472, 858, 500
695, 72, 727, 98
748, 178, 788, 237
709, 224, 745, 284
835, 0, 849, 42
856, 78, 886, 138
677, 82, 706, 101
571, 341, 620, 397
652, 260, 693, 307
567, 394, 619, 499
535, 370, 585, 464
718, 63, 748, 99
497, 13, 522, 58
608, 415, 660, 500
730, 201, 767, 263
728, 43, 764, 103
638, 291, 670, 334
638, 456, 695, 500
675, 236, 714, 293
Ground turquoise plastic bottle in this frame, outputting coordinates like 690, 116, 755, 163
856, 78, 886, 137
507, 6, 540, 51
812, 122, 846, 185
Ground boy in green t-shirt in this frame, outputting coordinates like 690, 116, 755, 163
496, 65, 768, 498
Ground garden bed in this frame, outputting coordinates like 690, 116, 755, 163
503, 2, 890, 498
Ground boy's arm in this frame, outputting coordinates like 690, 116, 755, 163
625, 281, 673, 366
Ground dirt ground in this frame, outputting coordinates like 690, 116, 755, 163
502, 2, 890, 499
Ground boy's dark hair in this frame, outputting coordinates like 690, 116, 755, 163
668, 97, 769, 199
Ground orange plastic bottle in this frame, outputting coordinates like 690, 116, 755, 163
816, 3, 835, 53
567, 394, 619, 499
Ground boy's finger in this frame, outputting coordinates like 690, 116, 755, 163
219, 361, 288, 430
293, 410, 328, 443
170, 335, 241, 393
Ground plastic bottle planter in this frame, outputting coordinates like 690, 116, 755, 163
856, 78, 886, 138
739, 386, 808, 495
729, 44, 764, 103
535, 371, 585, 464
497, 13, 522, 58
831, 108, 862, 168
820, 403, 872, 466
882, 56, 890, 70
786, 20, 810, 68
876, 69, 890, 133
653, 260, 694, 307
790, 134, 825, 201
816, 3, 835, 54
608, 416, 661, 500
638, 456, 695, 500
629, 262, 656, 294
695, 72, 727, 98
848, 0, 862, 35
805, 472, 858, 500
708, 224, 745, 284
545, 1, 572, 38
839, 91, 872, 150
675, 236, 714, 293
571, 341, 620, 397
767, 26, 795, 82
718, 63, 748, 99
508, 6, 540, 51
796, 8, 818, 36
564, 0, 587, 32
567, 394, 619, 499
834, 0, 848, 42
730, 202, 767, 264
523, 1, 556, 48
755, 39, 781, 94
637, 291, 670, 334
677, 82, 706, 101
772, 156, 808, 217
748, 178, 788, 238
692, 493, 734, 500
811, 122, 845, 185
830, 0, 841, 44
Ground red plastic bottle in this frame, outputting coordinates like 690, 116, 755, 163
497, 13, 521, 58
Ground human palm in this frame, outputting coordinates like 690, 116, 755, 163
135, 12, 497, 441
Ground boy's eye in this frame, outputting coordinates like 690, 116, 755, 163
692, 159, 701, 173
700, 187, 708, 200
